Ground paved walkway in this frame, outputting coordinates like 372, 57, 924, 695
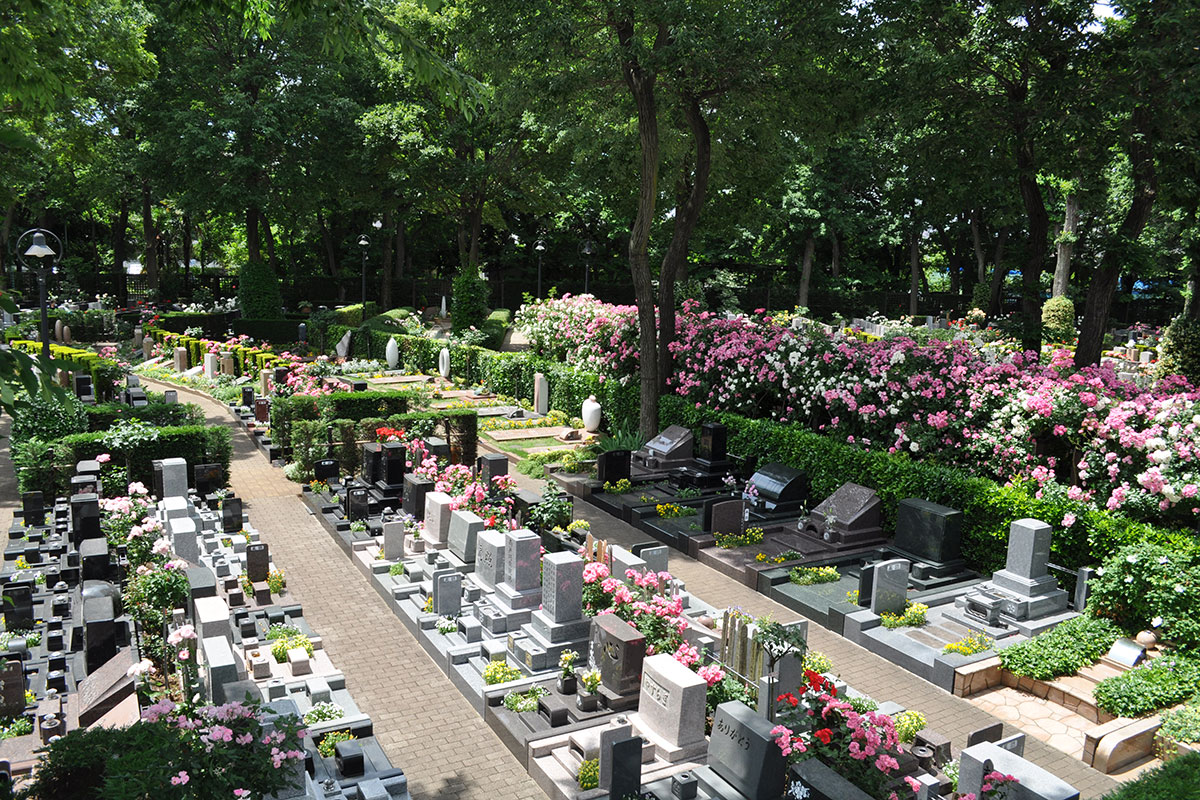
141, 381, 545, 800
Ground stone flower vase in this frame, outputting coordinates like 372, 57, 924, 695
557, 672, 577, 695
576, 690, 599, 712
581, 395, 601, 433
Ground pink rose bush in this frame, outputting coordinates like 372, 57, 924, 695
519, 296, 1200, 527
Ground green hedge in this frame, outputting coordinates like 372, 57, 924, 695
268, 391, 414, 452
321, 328, 639, 430
9, 340, 124, 402
1099, 752, 1200, 800
481, 308, 512, 349
144, 325, 281, 378
658, 396, 1190, 573
286, 408, 478, 476
331, 302, 378, 328
85, 399, 204, 431
14, 424, 232, 498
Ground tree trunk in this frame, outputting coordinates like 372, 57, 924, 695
1016, 148, 1050, 352
987, 226, 1010, 315
113, 196, 129, 308
1053, 191, 1079, 297
798, 236, 815, 309
1184, 210, 1200, 320
615, 17, 664, 440
657, 92, 712, 393
466, 200, 484, 268
909, 235, 920, 316
396, 220, 406, 282
246, 207, 261, 265
317, 211, 336, 278
182, 214, 193, 294
830, 232, 840, 279
1076, 110, 1158, 367
141, 179, 159, 291
381, 208, 394, 309
262, 212, 279, 275
970, 209, 987, 284
0, 204, 14, 289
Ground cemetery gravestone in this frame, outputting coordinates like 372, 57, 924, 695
473, 530, 507, 592
163, 389, 177, 404
533, 372, 549, 416
607, 736, 643, 800
801, 482, 884, 545
870, 559, 911, 616
21, 492, 44, 525
403, 474, 434, 521
254, 398, 271, 424
194, 464, 223, 496
423, 492, 454, 547
709, 701, 787, 800
596, 449, 631, 485
633, 654, 708, 762
591, 613, 645, 699
477, 453, 508, 484
447, 511, 485, 564
433, 570, 462, 616
344, 488, 369, 523
221, 497, 244, 533
313, 459, 339, 483
0, 660, 24, 720
241, 386, 255, 408
362, 443, 383, 485
383, 520, 406, 562
159, 458, 190, 498
3, 585, 33, 630
381, 442, 406, 485
246, 543, 270, 583
892, 498, 963, 566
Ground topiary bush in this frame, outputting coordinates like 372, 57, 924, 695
238, 259, 283, 320
451, 263, 489, 332
1157, 315, 1200, 385
970, 283, 991, 314
1041, 295, 1075, 345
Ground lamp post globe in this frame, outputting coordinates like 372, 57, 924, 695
16, 228, 63, 360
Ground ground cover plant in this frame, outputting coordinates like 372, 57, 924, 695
998, 615, 1124, 681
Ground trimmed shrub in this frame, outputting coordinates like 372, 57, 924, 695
1157, 315, 1200, 385
84, 400, 203, 432
997, 615, 1123, 680
481, 309, 511, 349
970, 283, 991, 313
12, 393, 88, 445
451, 264, 489, 332
231, 318, 307, 345
1098, 751, 1200, 800
238, 259, 283, 320
1041, 296, 1075, 344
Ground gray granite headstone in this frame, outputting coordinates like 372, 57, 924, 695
474, 529, 507, 592
383, 520, 406, 561
447, 510, 485, 564
634, 654, 707, 751
708, 701, 787, 800
159, 457, 189, 498
541, 552, 583, 623
432, 569, 462, 616
967, 722, 1004, 747
169, 516, 200, 564
639, 545, 669, 575
335, 330, 352, 358
598, 720, 633, 790
869, 558, 910, 616
1005, 518, 1052, 580
423, 492, 453, 546
504, 529, 542, 592
533, 372, 549, 416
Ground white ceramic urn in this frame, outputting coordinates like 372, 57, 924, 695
582, 395, 601, 432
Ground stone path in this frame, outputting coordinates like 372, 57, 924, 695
139, 381, 545, 800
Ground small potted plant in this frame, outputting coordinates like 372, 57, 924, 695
557, 650, 579, 694
577, 668, 601, 712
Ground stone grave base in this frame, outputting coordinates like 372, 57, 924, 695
483, 677, 620, 765
528, 725, 699, 800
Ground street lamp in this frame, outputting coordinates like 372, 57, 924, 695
579, 238, 596, 295
358, 220, 382, 305
16, 229, 62, 359
534, 239, 546, 299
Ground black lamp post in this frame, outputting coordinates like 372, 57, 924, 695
357, 234, 370, 304
535, 239, 546, 299
16, 228, 62, 359
579, 238, 596, 296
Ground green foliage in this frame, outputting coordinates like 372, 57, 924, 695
577, 758, 599, 790
893, 710, 926, 744
238, 259, 283, 320
1157, 316, 1200, 385
1098, 751, 1200, 800
1087, 543, 1200, 652
1041, 296, 1075, 344
84, 400, 203, 431
714, 527, 764, 549
1093, 655, 1200, 718
943, 633, 995, 656
317, 730, 356, 759
264, 623, 302, 640
803, 651, 833, 674
659, 396, 1190, 573
270, 634, 314, 663
527, 483, 572, 530
998, 615, 1124, 680
1159, 702, 1200, 745
502, 686, 548, 713
11, 393, 88, 445
880, 603, 929, 629
389, 562, 405, 576
481, 308, 512, 349
789, 565, 841, 586
303, 702, 344, 725
482, 660, 523, 685
451, 264, 489, 332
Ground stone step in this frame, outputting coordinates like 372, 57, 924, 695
1077, 662, 1123, 684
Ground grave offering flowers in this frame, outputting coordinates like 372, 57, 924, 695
303, 702, 344, 725
579, 669, 601, 695
714, 527, 764, 549
772, 669, 909, 800
559, 649, 579, 680
502, 686, 548, 713
789, 565, 841, 586
879, 603, 930, 630
318, 729, 356, 758
435, 616, 458, 635
483, 660, 523, 685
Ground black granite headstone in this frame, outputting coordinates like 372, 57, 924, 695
254, 397, 270, 424
20, 492, 44, 526
698, 423, 728, 463
425, 436, 450, 462
221, 497, 244, 533
83, 595, 118, 674
403, 474, 433, 521
345, 488, 369, 522
608, 736, 643, 800
80, 539, 112, 582
477, 453, 508, 485
246, 543, 269, 583
69, 493, 102, 546
193, 464, 223, 496
2, 585, 33, 630
893, 498, 963, 565
313, 459, 339, 483
241, 386, 255, 408
0, 659, 24, 719
361, 443, 383, 485
596, 450, 631, 484
381, 442, 406, 485
70, 474, 100, 497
